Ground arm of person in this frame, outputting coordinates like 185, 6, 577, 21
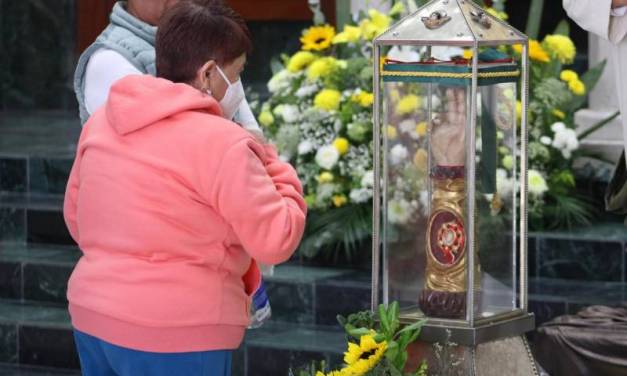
84, 49, 142, 115
564, 0, 627, 43
209, 138, 307, 265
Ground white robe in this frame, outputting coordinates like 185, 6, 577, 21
563, 0, 627, 161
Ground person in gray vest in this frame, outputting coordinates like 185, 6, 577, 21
74, 0, 261, 134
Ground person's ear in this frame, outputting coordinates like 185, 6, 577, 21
196, 60, 216, 92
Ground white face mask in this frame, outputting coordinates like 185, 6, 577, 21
208, 65, 245, 120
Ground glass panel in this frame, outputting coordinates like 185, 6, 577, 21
474, 82, 518, 319
383, 81, 470, 322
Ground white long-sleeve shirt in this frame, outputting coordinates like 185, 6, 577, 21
84, 48, 261, 131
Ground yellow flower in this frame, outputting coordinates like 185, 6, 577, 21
513, 40, 550, 63
486, 7, 508, 20
552, 109, 565, 119
413, 149, 428, 172
352, 91, 374, 107
333, 195, 348, 207
462, 49, 473, 59
416, 121, 428, 137
307, 57, 339, 81
332, 25, 362, 44
287, 51, 316, 72
386, 125, 398, 140
389, 2, 405, 16
516, 101, 522, 124
342, 335, 388, 375
560, 69, 579, 83
258, 110, 274, 127
569, 79, 586, 96
333, 137, 350, 155
318, 172, 334, 183
360, 9, 391, 40
301, 24, 336, 51
314, 89, 342, 111
396, 94, 421, 115
543, 34, 576, 64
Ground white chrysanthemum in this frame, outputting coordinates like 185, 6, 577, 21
298, 140, 314, 155
280, 104, 300, 123
387, 45, 421, 62
528, 169, 548, 196
540, 136, 552, 146
267, 69, 291, 93
421, 95, 442, 110
388, 199, 412, 224
361, 170, 374, 188
389, 144, 409, 165
496, 168, 514, 198
349, 188, 372, 203
551, 122, 579, 159
315, 145, 340, 169
295, 84, 319, 98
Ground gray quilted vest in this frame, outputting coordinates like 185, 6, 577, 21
74, 1, 157, 124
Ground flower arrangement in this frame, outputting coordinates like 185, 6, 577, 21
258, 3, 408, 260
501, 21, 610, 230
258, 1, 610, 260
292, 302, 428, 376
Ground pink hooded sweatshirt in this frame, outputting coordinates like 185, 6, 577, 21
64, 74, 307, 353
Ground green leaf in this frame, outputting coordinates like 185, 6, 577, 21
553, 20, 570, 36
347, 326, 372, 339
385, 340, 399, 362
525, 0, 545, 39
388, 301, 400, 334
578, 110, 620, 140
378, 304, 391, 336
396, 320, 426, 337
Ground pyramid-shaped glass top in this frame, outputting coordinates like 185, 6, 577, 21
375, 0, 527, 46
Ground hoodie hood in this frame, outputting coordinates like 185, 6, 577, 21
105, 75, 222, 135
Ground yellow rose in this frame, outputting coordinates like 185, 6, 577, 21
352, 91, 374, 107
307, 57, 339, 81
333, 195, 348, 207
314, 89, 342, 111
543, 34, 576, 64
318, 171, 334, 183
333, 137, 350, 155
513, 40, 550, 63
560, 69, 578, 83
415, 121, 428, 137
569, 79, 586, 96
287, 51, 316, 73
413, 149, 428, 172
332, 25, 362, 44
396, 94, 421, 115
258, 110, 274, 127
386, 125, 398, 140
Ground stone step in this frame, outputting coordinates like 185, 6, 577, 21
0, 245, 370, 327
0, 299, 345, 375
0, 364, 80, 376
0, 194, 72, 245
0, 243, 79, 304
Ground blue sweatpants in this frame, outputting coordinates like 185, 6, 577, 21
73, 330, 232, 376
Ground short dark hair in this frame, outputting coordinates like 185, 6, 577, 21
156, 0, 252, 83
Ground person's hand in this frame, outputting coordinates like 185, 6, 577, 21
431, 88, 466, 166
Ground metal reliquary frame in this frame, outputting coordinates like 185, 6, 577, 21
371, 0, 534, 346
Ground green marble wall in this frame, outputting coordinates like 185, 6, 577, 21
1, 0, 77, 111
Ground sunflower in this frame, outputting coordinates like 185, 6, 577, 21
301, 25, 336, 51
342, 335, 388, 376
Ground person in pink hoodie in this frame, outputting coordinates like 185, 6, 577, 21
63, 1, 307, 375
